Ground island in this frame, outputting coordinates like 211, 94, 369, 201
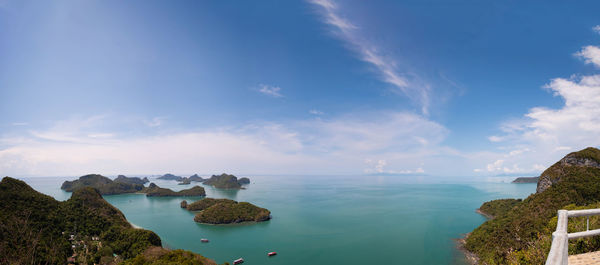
203, 173, 250, 189
0, 177, 217, 265
157, 173, 183, 181
511, 176, 539, 183
142, 183, 206, 197
188, 174, 205, 182
178, 178, 192, 185
464, 147, 600, 264
184, 198, 271, 224
61, 175, 206, 197
61, 174, 144, 195
114, 175, 149, 185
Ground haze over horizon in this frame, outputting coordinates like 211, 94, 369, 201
1, 0, 600, 177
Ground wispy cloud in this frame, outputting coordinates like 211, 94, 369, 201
144, 117, 165, 127
309, 109, 324, 115
258, 84, 283, 98
593, 25, 600, 35
576, 45, 600, 67
309, 0, 430, 114
11, 122, 28, 126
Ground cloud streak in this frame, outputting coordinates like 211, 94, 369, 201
258, 84, 283, 98
309, 0, 430, 114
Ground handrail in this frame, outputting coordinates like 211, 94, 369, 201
545, 209, 600, 265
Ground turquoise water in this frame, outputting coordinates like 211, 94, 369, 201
20, 175, 536, 265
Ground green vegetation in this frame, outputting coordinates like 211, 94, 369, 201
115, 175, 149, 185
465, 147, 600, 264
61, 174, 144, 195
123, 247, 218, 265
187, 198, 271, 224
0, 177, 219, 265
478, 199, 522, 219
186, 198, 236, 211
238, 177, 250, 185
188, 174, 204, 182
203, 174, 249, 189
143, 183, 206, 197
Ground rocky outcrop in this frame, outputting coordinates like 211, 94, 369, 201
536, 147, 600, 193
180, 200, 188, 208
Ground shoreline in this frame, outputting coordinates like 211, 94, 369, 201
475, 208, 494, 219
455, 233, 479, 265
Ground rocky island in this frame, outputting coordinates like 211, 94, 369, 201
114, 175, 150, 185
465, 147, 600, 264
184, 198, 271, 224
143, 183, 206, 197
157, 173, 183, 181
61, 174, 206, 197
0, 177, 217, 265
61, 174, 144, 195
203, 173, 250, 189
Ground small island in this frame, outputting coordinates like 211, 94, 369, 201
203, 173, 250, 189
184, 198, 270, 224
114, 175, 149, 185
511, 176, 539, 183
157, 173, 183, 181
61, 175, 205, 197
142, 183, 206, 197
188, 174, 204, 182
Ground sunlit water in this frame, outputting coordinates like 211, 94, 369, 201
19, 175, 536, 265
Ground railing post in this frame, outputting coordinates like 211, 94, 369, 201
546, 210, 569, 265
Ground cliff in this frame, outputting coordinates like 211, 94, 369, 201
465, 147, 600, 264
536, 147, 600, 193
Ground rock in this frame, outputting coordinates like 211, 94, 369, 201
181, 200, 188, 208
238, 177, 250, 185
536, 147, 600, 193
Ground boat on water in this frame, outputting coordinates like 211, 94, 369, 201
200, 238, 209, 243
268, 252, 277, 257
233, 258, 244, 264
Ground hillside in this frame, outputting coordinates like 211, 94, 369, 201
61, 174, 144, 195
465, 147, 600, 264
203, 174, 249, 189
186, 198, 270, 224
0, 177, 218, 265
511, 177, 539, 183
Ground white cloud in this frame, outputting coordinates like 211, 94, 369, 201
258, 84, 283, 98
145, 117, 165, 127
0, 112, 450, 176
481, 42, 600, 175
593, 25, 600, 35
309, 109, 324, 115
308, 0, 430, 114
11, 122, 28, 126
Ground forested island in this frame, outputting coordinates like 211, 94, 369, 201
203, 174, 250, 189
511, 176, 539, 183
61, 174, 205, 197
465, 147, 600, 264
0, 177, 218, 265
183, 198, 270, 224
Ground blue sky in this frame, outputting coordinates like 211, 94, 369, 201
1, 0, 600, 177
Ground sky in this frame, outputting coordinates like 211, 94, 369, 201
1, 0, 600, 177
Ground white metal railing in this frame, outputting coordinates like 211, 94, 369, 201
545, 209, 600, 265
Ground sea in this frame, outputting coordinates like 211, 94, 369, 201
19, 175, 536, 265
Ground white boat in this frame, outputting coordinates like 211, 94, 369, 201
200, 238, 209, 243
233, 258, 244, 264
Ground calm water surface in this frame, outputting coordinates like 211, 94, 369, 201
21, 175, 536, 265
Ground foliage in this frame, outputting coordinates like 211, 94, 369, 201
465, 161, 600, 264
115, 175, 149, 185
186, 198, 236, 211
61, 174, 143, 195
478, 198, 522, 218
144, 184, 206, 197
194, 201, 271, 224
122, 247, 218, 265
203, 174, 242, 189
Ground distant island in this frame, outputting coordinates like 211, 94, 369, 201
157, 173, 183, 181
114, 175, 149, 185
143, 183, 206, 197
464, 147, 600, 264
511, 176, 539, 183
61, 174, 144, 195
184, 198, 270, 224
0, 177, 217, 264
203, 173, 250, 189
61, 174, 205, 197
